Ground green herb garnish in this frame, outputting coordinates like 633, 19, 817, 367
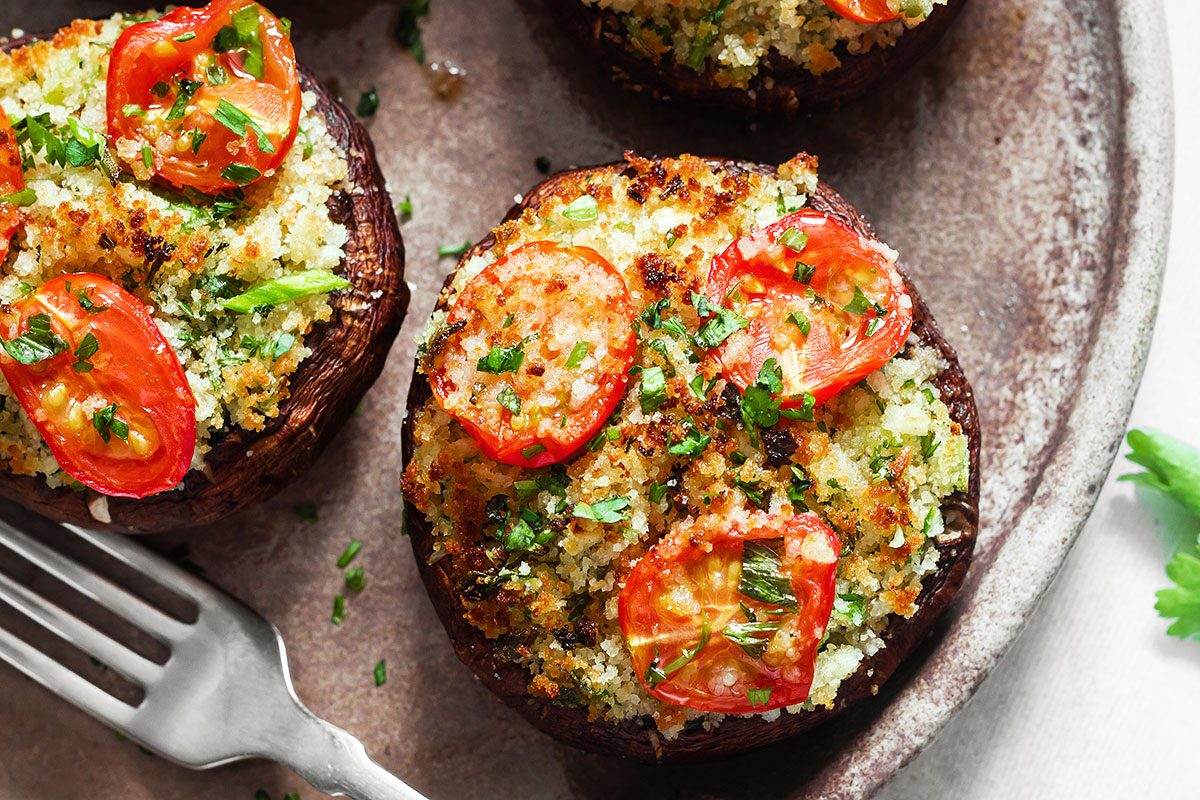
573, 495, 631, 524
72, 332, 99, 373
2, 314, 67, 364
562, 194, 598, 222
336, 539, 363, 568
497, 385, 521, 415
639, 366, 668, 413
92, 403, 129, 444
739, 542, 797, 610
356, 87, 380, 117
565, 341, 589, 368
221, 270, 350, 313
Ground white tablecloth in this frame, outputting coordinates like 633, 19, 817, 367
877, 2, 1199, 797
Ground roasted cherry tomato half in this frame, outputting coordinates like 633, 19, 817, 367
822, 0, 901, 24
0, 274, 197, 498
702, 209, 913, 406
0, 107, 25, 263
429, 241, 637, 468
107, 0, 301, 193
620, 513, 840, 714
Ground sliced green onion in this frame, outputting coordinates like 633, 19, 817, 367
221, 269, 351, 313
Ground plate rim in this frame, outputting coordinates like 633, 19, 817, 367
800, 1, 1175, 797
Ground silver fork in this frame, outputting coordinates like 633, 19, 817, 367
0, 515, 425, 800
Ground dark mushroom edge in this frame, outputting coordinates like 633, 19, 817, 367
548, 0, 968, 116
401, 158, 980, 762
0, 33, 408, 533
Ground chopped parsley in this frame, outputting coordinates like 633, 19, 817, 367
746, 687, 773, 707
778, 227, 809, 252
779, 392, 816, 423
920, 432, 940, 460
396, 0, 431, 62
785, 310, 810, 336
668, 425, 710, 457
792, 261, 816, 284
166, 78, 202, 122
220, 162, 262, 186
786, 466, 813, 507
565, 341, 589, 368
477, 339, 529, 374
639, 366, 668, 413
649, 481, 670, 503
397, 193, 413, 221
2, 314, 67, 364
731, 476, 771, 510
843, 285, 872, 315
723, 620, 781, 659
293, 503, 318, 522
92, 403, 129, 444
645, 617, 711, 687
71, 332, 99, 374
683, 0, 735, 68
692, 292, 748, 349
75, 286, 108, 313
357, 87, 380, 117
211, 99, 275, 153
640, 299, 690, 340
373, 659, 388, 687
213, 4, 266, 79
738, 542, 797, 610
573, 495, 631, 524
496, 385, 522, 415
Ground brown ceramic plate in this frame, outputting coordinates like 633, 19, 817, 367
0, 1, 1171, 799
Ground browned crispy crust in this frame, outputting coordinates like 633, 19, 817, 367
0, 33, 408, 533
549, 0, 968, 116
401, 158, 981, 762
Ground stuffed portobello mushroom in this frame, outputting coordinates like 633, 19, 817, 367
553, 0, 967, 115
402, 153, 980, 761
0, 0, 406, 532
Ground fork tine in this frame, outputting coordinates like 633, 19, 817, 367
65, 525, 205, 602
0, 625, 136, 730
0, 521, 191, 645
0, 569, 161, 686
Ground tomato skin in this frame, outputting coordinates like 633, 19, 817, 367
0, 107, 25, 263
429, 242, 637, 468
620, 513, 840, 714
703, 209, 913, 406
0, 274, 197, 498
822, 0, 901, 24
106, 0, 301, 193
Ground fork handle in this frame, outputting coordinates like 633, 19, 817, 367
263, 707, 426, 800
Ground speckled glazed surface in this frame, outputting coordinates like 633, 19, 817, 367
0, 1, 1171, 800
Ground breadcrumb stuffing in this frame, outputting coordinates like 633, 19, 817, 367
404, 155, 970, 736
583, 0, 948, 85
0, 13, 350, 487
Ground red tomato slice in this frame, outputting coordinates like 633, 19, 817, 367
0, 107, 25, 263
620, 513, 840, 714
822, 0, 901, 24
702, 210, 913, 406
107, 0, 301, 193
0, 274, 197, 498
429, 241, 637, 468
